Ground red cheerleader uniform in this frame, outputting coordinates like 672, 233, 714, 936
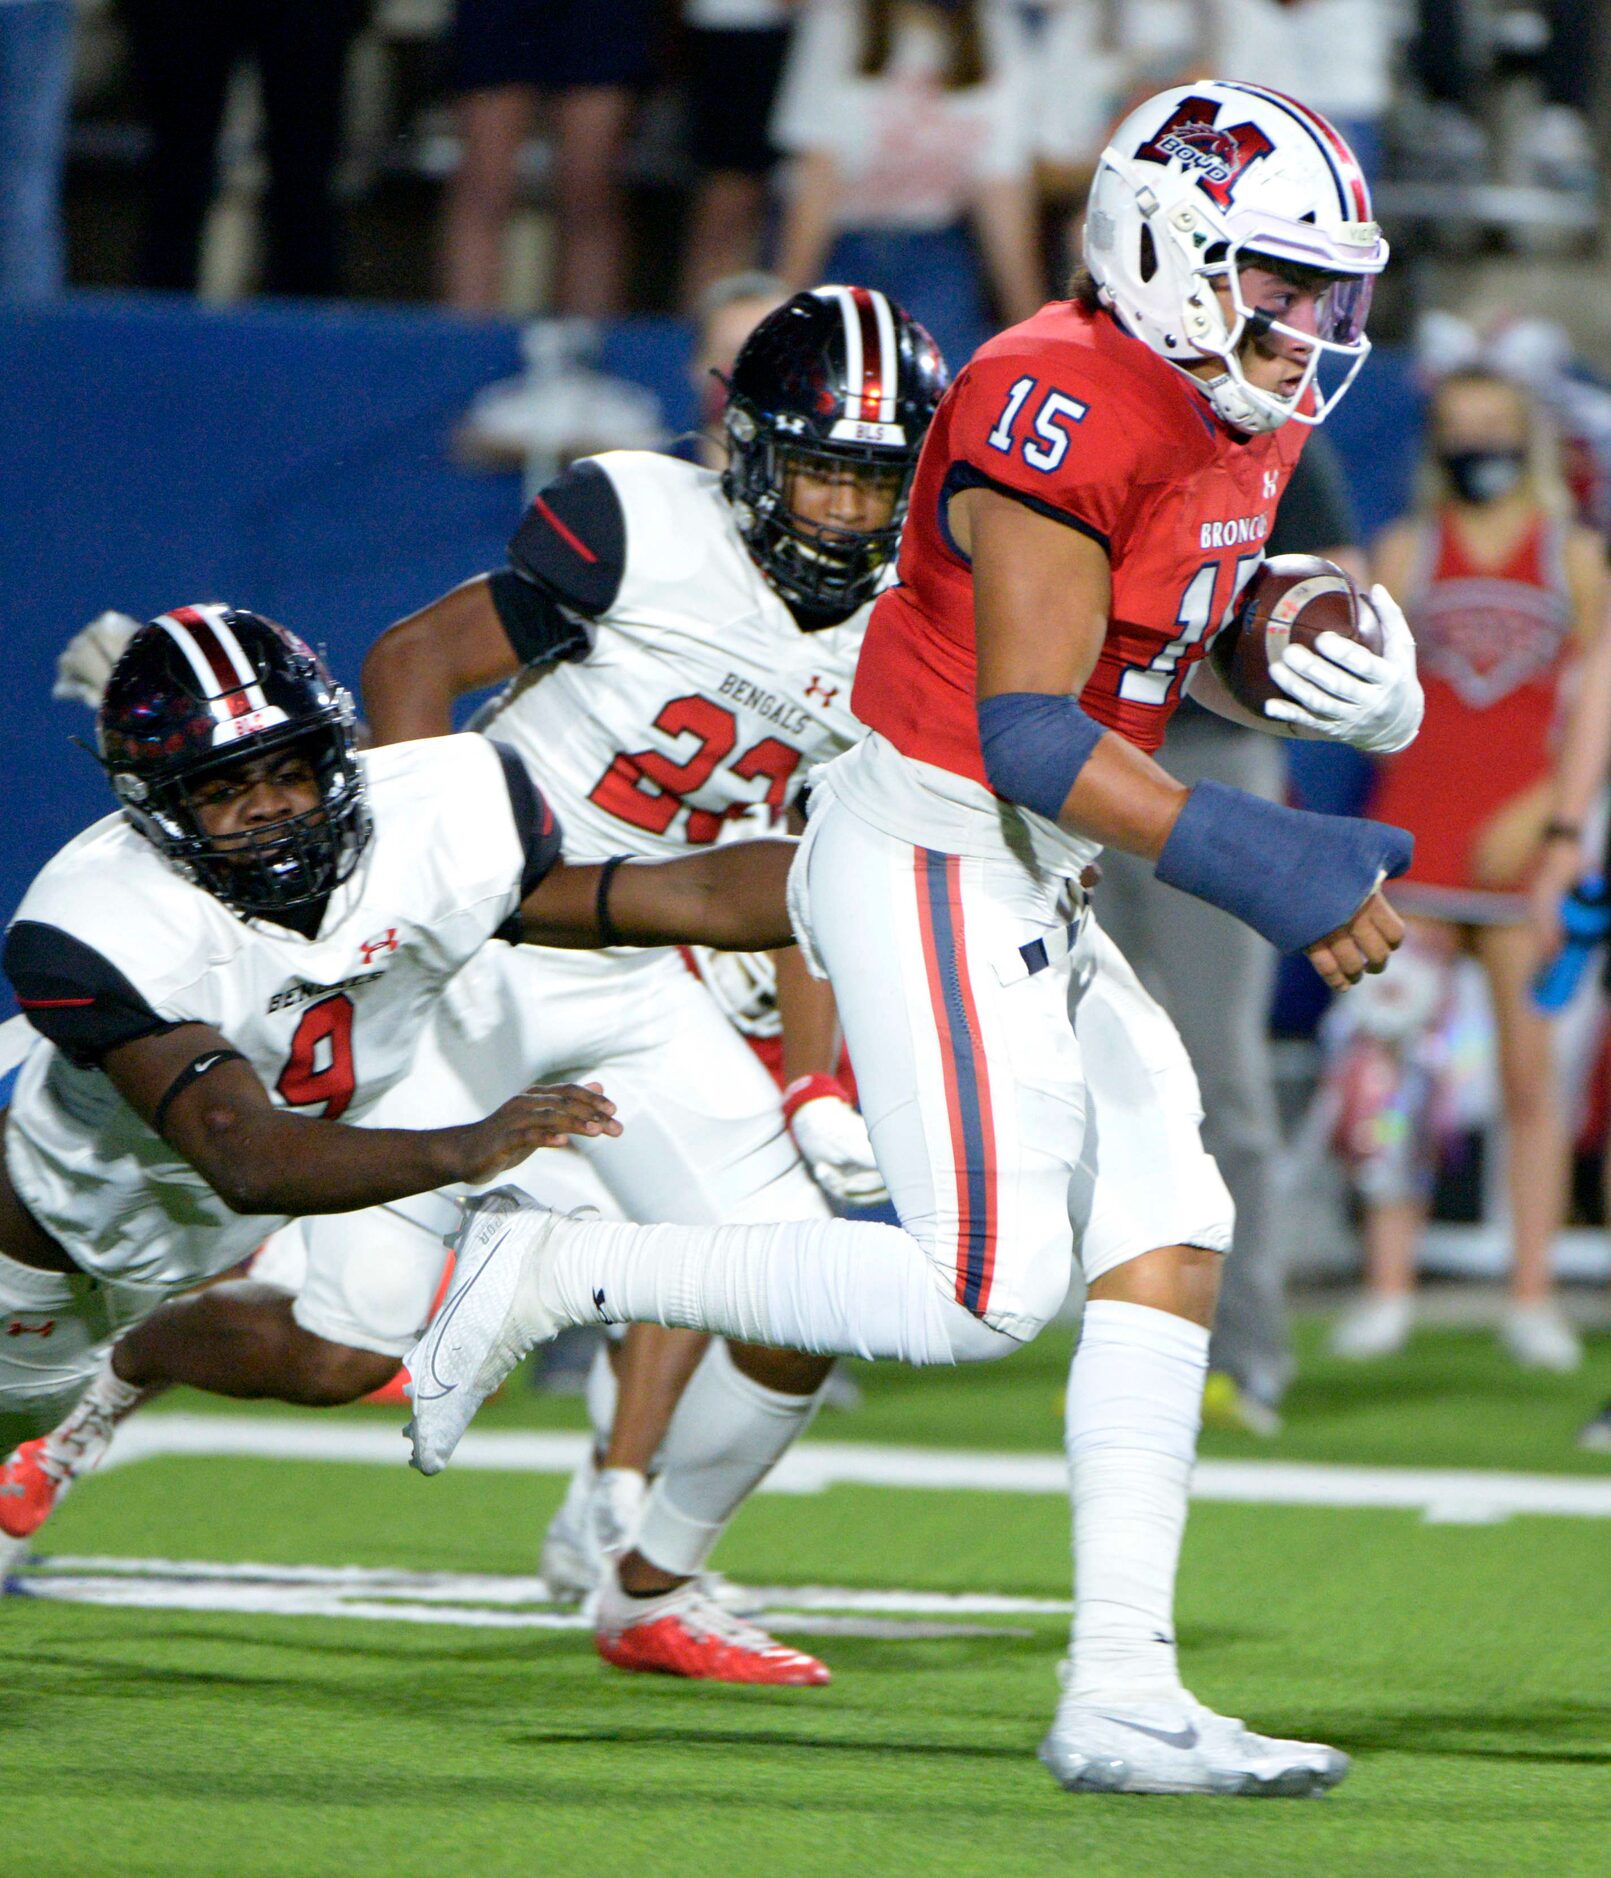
1372, 508, 1575, 922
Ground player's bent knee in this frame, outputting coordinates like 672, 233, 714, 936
939, 1300, 1027, 1364
1087, 1242, 1224, 1327
288, 1335, 398, 1407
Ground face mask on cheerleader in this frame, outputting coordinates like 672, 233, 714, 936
1439, 447, 1528, 505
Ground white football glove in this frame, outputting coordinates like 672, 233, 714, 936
1264, 584, 1424, 755
783, 1076, 889, 1207
53, 610, 141, 710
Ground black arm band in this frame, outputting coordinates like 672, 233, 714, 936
153, 1048, 247, 1139
595, 855, 630, 949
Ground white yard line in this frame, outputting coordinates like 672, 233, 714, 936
96, 1414, 1611, 1524
9, 1556, 1036, 1638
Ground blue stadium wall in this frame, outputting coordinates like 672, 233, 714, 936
0, 292, 1423, 1016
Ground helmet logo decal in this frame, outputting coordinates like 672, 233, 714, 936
1135, 96, 1275, 210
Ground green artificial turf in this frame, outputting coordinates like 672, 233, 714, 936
3, 1316, 1609, 1877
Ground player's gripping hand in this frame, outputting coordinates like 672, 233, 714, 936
448, 1081, 621, 1185
54, 610, 141, 709
1265, 585, 1424, 755
1304, 886, 1405, 991
782, 1075, 889, 1207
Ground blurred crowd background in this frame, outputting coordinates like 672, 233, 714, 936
1, 0, 1604, 329
3, 0, 1611, 1438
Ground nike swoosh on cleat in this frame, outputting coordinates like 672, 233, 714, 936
1105, 1718, 1200, 1749
411, 1245, 499, 1402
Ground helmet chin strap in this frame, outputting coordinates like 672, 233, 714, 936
1168, 355, 1294, 436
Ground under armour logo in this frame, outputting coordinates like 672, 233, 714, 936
804, 675, 840, 707
5, 1319, 55, 1338
592, 1286, 615, 1324
360, 928, 399, 965
1262, 468, 1280, 500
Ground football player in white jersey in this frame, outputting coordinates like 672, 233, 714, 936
8, 292, 948, 1687
0, 606, 800, 1572
356, 286, 948, 1682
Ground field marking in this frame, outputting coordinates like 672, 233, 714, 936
8, 1555, 1038, 1638
96, 1414, 1611, 1524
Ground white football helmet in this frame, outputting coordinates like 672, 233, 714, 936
1084, 81, 1389, 434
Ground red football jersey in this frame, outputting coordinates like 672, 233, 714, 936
854, 301, 1306, 781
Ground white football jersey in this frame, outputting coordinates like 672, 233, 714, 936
3, 736, 544, 1290
475, 450, 869, 863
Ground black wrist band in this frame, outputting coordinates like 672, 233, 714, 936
1543, 821, 1583, 843
595, 854, 630, 948
153, 1047, 246, 1138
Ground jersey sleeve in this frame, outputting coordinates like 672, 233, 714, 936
941, 353, 1152, 552
488, 741, 564, 899
3, 920, 190, 1068
506, 457, 627, 617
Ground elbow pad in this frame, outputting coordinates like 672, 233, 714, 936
977, 692, 1106, 821
1156, 781, 1413, 953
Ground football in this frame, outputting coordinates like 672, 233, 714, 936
1210, 553, 1384, 717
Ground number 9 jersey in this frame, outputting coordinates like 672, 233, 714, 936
1, 735, 559, 1293
852, 299, 1305, 781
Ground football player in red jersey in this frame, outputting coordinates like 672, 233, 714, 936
406, 83, 1425, 1795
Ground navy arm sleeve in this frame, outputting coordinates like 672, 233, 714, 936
494, 457, 628, 666
488, 742, 565, 940
3, 921, 190, 1067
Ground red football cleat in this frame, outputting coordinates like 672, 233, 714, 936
0, 1438, 70, 1542
595, 1570, 830, 1687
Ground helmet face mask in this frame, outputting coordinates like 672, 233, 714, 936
1083, 81, 1388, 434
728, 417, 915, 618
721, 287, 948, 620
98, 607, 371, 920
1191, 240, 1378, 432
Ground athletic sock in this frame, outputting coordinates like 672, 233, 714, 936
633, 1341, 825, 1578
1063, 1298, 1209, 1706
42, 1353, 154, 1482
529, 1214, 1012, 1367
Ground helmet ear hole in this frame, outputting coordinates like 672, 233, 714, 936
1138, 224, 1158, 284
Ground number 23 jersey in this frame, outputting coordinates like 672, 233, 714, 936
476, 450, 869, 862
853, 299, 1305, 783
2, 735, 558, 1290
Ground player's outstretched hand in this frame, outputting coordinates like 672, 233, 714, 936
451, 1081, 621, 1184
1304, 887, 1404, 991
54, 610, 142, 709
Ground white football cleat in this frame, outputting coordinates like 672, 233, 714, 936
405, 1187, 573, 1475
1040, 1692, 1349, 1798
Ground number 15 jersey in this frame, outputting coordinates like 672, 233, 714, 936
853, 300, 1305, 782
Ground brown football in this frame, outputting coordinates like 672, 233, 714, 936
1210, 554, 1383, 717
